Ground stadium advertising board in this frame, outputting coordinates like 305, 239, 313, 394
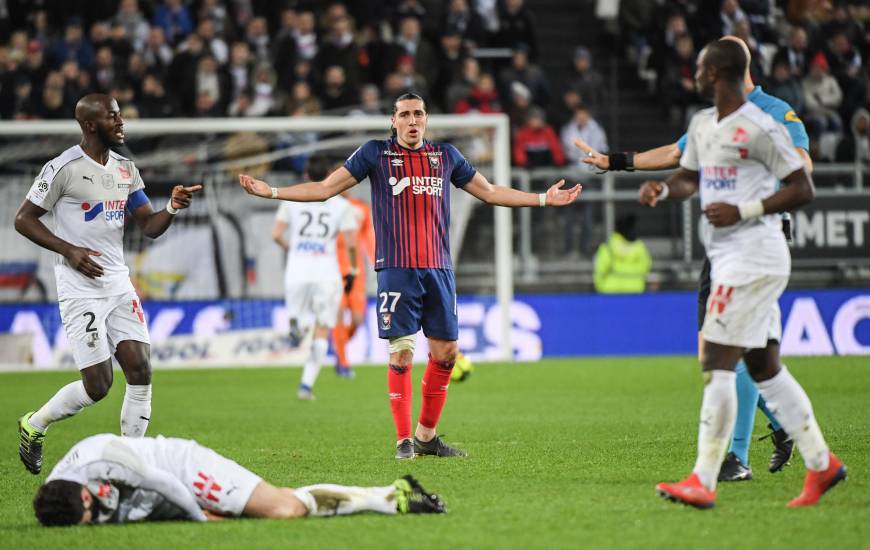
0, 290, 867, 368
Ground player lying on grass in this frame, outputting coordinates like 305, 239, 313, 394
645, 39, 845, 510
33, 433, 444, 526
574, 36, 809, 482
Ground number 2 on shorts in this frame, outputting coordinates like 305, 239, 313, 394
378, 291, 401, 313
83, 312, 97, 333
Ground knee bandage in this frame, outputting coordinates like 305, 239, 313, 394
388, 335, 416, 354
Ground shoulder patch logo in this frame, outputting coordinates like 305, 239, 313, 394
784, 110, 802, 123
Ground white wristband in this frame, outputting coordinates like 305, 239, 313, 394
538, 193, 547, 207
270, 187, 278, 199
657, 183, 670, 200
165, 201, 178, 215
738, 200, 765, 220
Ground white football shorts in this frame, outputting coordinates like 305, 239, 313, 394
284, 280, 343, 329
702, 274, 787, 349
181, 441, 263, 517
58, 290, 151, 369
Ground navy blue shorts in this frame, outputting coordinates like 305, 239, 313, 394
376, 268, 457, 341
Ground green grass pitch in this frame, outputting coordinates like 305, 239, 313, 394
1, 356, 867, 549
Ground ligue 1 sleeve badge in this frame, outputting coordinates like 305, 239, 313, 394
381, 312, 392, 330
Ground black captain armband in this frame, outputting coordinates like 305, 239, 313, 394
607, 152, 635, 171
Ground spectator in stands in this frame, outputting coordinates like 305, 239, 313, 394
497, 0, 538, 60
93, 47, 118, 93
21, 40, 48, 98
802, 52, 843, 139
775, 26, 810, 78
137, 72, 177, 117
512, 106, 564, 167
167, 32, 206, 114
114, 0, 150, 52
12, 76, 36, 119
29, 10, 52, 47
507, 81, 533, 129
247, 62, 279, 116
500, 43, 549, 107
152, 0, 193, 46
109, 22, 135, 64
287, 80, 321, 115
37, 71, 67, 119
443, 0, 486, 48
319, 65, 356, 112
714, 0, 749, 41
356, 23, 391, 86
767, 58, 804, 115
126, 52, 148, 96
394, 55, 429, 100
561, 104, 608, 166
661, 33, 701, 123
141, 27, 173, 76
194, 54, 231, 116
199, 0, 233, 40
246, 16, 271, 63
89, 21, 112, 53
446, 57, 480, 114
391, 16, 438, 88
836, 108, 870, 164
826, 31, 865, 122
822, 4, 864, 47
594, 214, 651, 294
733, 19, 764, 83
548, 88, 582, 131
434, 32, 468, 110
196, 18, 228, 65
194, 91, 222, 117
272, 8, 299, 93
391, 0, 427, 32
60, 60, 85, 105
49, 18, 95, 69
349, 83, 387, 116
228, 42, 253, 103
454, 72, 501, 114
568, 47, 604, 110
317, 14, 359, 87
293, 10, 318, 62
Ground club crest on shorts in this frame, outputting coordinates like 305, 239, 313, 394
86, 331, 100, 348
381, 312, 392, 330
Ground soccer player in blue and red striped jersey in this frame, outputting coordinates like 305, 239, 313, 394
239, 92, 581, 459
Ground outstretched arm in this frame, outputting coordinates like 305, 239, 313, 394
129, 185, 202, 239
573, 138, 682, 171
462, 171, 581, 207
14, 200, 105, 279
239, 167, 358, 202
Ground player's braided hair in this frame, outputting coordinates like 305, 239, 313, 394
33, 480, 86, 527
391, 92, 427, 137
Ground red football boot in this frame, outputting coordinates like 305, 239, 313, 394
656, 473, 716, 510
788, 452, 847, 507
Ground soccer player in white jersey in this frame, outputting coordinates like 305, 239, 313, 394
641, 40, 846, 509
33, 433, 444, 526
14, 94, 201, 475
272, 155, 358, 400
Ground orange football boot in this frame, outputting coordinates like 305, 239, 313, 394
788, 452, 847, 507
656, 473, 716, 509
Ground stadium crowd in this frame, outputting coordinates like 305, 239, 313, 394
0, 0, 867, 164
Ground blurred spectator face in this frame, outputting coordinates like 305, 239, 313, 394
772, 62, 790, 82
326, 3, 349, 24
734, 20, 752, 43
10, 31, 27, 55
573, 107, 590, 127
294, 60, 312, 79
96, 47, 113, 68
44, 71, 64, 89
512, 49, 528, 70
461, 57, 480, 81
563, 89, 581, 110
247, 17, 267, 39
334, 16, 352, 36
478, 73, 495, 93
721, 0, 738, 15
33, 11, 48, 34
292, 81, 311, 100
91, 22, 111, 44
61, 60, 80, 80
506, 0, 523, 15
197, 19, 216, 40
528, 111, 545, 129
325, 66, 346, 88
574, 54, 590, 73
43, 86, 65, 111
198, 56, 217, 74
441, 34, 461, 54
168, 0, 183, 10
280, 8, 297, 30
667, 14, 687, 35
186, 33, 205, 55
230, 42, 250, 65
111, 23, 128, 42
120, 0, 140, 15
26, 41, 43, 65
143, 74, 163, 95
397, 56, 415, 75
831, 33, 850, 54
361, 84, 380, 108
297, 12, 315, 34
66, 23, 83, 43
856, 114, 868, 135
384, 72, 404, 96
196, 93, 216, 113
790, 28, 807, 50
147, 27, 166, 48
128, 53, 146, 75
254, 63, 274, 84
675, 35, 693, 59
399, 17, 420, 41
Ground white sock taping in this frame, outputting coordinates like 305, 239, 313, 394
120, 384, 152, 437
294, 484, 397, 516
756, 366, 829, 471
300, 338, 328, 388
692, 370, 737, 491
30, 380, 96, 431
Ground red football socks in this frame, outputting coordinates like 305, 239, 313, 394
419, 355, 454, 430
388, 364, 413, 440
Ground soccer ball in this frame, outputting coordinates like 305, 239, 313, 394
451, 352, 474, 382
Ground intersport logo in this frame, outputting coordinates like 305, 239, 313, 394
388, 176, 443, 197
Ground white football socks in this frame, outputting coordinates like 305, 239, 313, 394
29, 380, 96, 432
692, 370, 737, 491
294, 484, 398, 516
300, 338, 328, 389
756, 366, 830, 471
120, 384, 152, 437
